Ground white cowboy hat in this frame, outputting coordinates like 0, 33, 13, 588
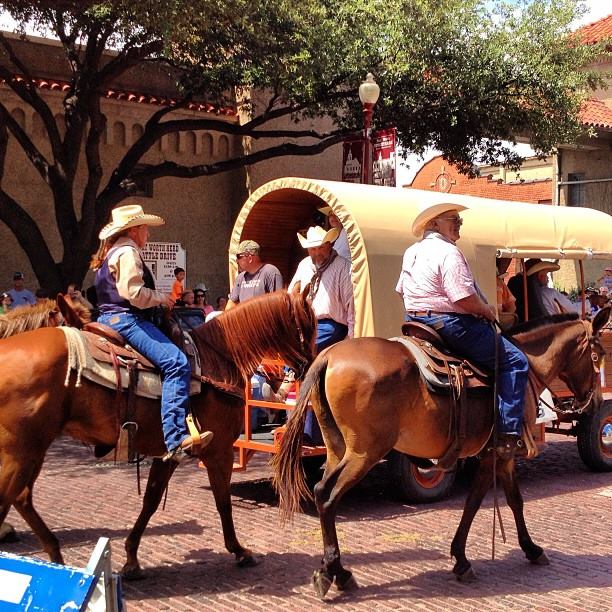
99, 204, 164, 240
297, 226, 340, 248
317, 205, 333, 216
525, 260, 560, 276
411, 202, 468, 237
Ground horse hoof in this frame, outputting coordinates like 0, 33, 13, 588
455, 566, 477, 583
0, 523, 19, 543
121, 564, 145, 581
336, 573, 359, 592
313, 569, 333, 599
530, 552, 550, 566
235, 551, 257, 567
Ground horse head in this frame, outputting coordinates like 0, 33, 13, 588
557, 306, 611, 414
56, 293, 91, 329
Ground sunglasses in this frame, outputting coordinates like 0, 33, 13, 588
236, 253, 250, 260
437, 215, 463, 224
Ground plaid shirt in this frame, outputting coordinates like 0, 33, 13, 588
395, 231, 480, 313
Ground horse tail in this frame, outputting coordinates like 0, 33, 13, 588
271, 351, 329, 522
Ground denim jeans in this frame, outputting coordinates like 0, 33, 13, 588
406, 312, 528, 435
304, 319, 349, 445
98, 312, 191, 452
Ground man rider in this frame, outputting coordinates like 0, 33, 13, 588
395, 202, 528, 456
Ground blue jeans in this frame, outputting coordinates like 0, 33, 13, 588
98, 312, 191, 452
407, 312, 528, 435
304, 319, 348, 445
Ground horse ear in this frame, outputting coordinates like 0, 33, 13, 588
290, 281, 302, 296
301, 282, 311, 302
56, 293, 84, 329
592, 305, 611, 335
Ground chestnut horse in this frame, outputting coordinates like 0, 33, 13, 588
0, 299, 65, 338
273, 307, 610, 599
0, 290, 316, 575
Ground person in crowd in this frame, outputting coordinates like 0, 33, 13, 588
597, 266, 612, 294
67, 283, 93, 310
586, 288, 601, 316
226, 240, 283, 309
35, 288, 49, 303
171, 267, 185, 302
526, 259, 578, 315
181, 289, 195, 307
318, 206, 350, 260
204, 295, 227, 323
396, 202, 528, 457
7, 271, 36, 308
193, 287, 214, 316
0, 292, 12, 314
288, 225, 354, 444
90, 203, 213, 461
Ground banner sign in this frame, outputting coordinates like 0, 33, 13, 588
141, 242, 186, 293
372, 128, 397, 187
342, 136, 364, 183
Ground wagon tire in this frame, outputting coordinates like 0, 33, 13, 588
577, 399, 612, 472
387, 450, 456, 503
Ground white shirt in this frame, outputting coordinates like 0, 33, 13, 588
333, 228, 351, 260
540, 286, 580, 315
288, 254, 355, 337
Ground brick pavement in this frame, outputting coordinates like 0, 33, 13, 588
2, 434, 612, 611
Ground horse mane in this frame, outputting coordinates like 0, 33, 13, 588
509, 312, 579, 337
0, 299, 60, 339
196, 290, 314, 383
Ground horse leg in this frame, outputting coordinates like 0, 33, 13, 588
0, 453, 63, 563
450, 452, 495, 582
205, 447, 255, 567
121, 458, 177, 580
312, 453, 377, 599
497, 457, 549, 565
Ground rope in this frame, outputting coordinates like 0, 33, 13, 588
58, 326, 88, 387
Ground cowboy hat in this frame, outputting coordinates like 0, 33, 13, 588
525, 259, 560, 276
317, 205, 333, 216
99, 204, 164, 240
297, 226, 340, 248
411, 202, 468, 237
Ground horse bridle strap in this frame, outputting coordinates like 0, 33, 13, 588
529, 319, 601, 416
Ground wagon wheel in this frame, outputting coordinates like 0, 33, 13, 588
387, 450, 456, 503
576, 399, 612, 472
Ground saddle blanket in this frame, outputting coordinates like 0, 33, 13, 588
59, 326, 201, 399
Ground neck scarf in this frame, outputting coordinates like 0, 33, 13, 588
308, 249, 337, 301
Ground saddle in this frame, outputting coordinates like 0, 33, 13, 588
393, 321, 494, 470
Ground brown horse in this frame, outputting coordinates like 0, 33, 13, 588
273, 307, 611, 599
0, 289, 316, 575
0, 299, 65, 338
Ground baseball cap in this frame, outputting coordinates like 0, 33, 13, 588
237, 240, 260, 255
13, 271, 24, 280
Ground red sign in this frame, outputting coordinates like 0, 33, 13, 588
342, 136, 364, 183
372, 128, 397, 187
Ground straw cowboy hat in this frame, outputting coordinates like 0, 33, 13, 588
411, 202, 468, 237
99, 204, 164, 240
525, 259, 560, 276
297, 226, 340, 248
317, 205, 333, 216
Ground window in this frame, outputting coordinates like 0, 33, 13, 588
567, 172, 585, 206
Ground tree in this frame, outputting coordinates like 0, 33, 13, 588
0, 0, 607, 291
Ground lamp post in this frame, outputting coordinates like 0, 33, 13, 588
358, 73, 380, 185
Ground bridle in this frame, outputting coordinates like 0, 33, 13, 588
290, 299, 314, 381
536, 319, 602, 415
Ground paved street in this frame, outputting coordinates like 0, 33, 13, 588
3, 433, 612, 611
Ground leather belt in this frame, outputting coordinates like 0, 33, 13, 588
406, 310, 450, 317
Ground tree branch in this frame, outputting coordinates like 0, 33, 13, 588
99, 131, 349, 208
0, 189, 62, 290
0, 101, 51, 181
0, 34, 64, 160
0, 120, 8, 187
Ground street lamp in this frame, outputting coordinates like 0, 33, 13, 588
358, 73, 380, 185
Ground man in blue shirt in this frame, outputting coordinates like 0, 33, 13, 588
7, 272, 36, 308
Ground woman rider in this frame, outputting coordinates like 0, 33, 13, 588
90, 203, 213, 461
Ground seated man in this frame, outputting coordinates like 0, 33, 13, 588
525, 259, 578, 315
396, 202, 528, 456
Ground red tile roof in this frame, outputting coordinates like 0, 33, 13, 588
580, 97, 612, 129
409, 156, 553, 204
576, 13, 612, 45
0, 75, 237, 116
